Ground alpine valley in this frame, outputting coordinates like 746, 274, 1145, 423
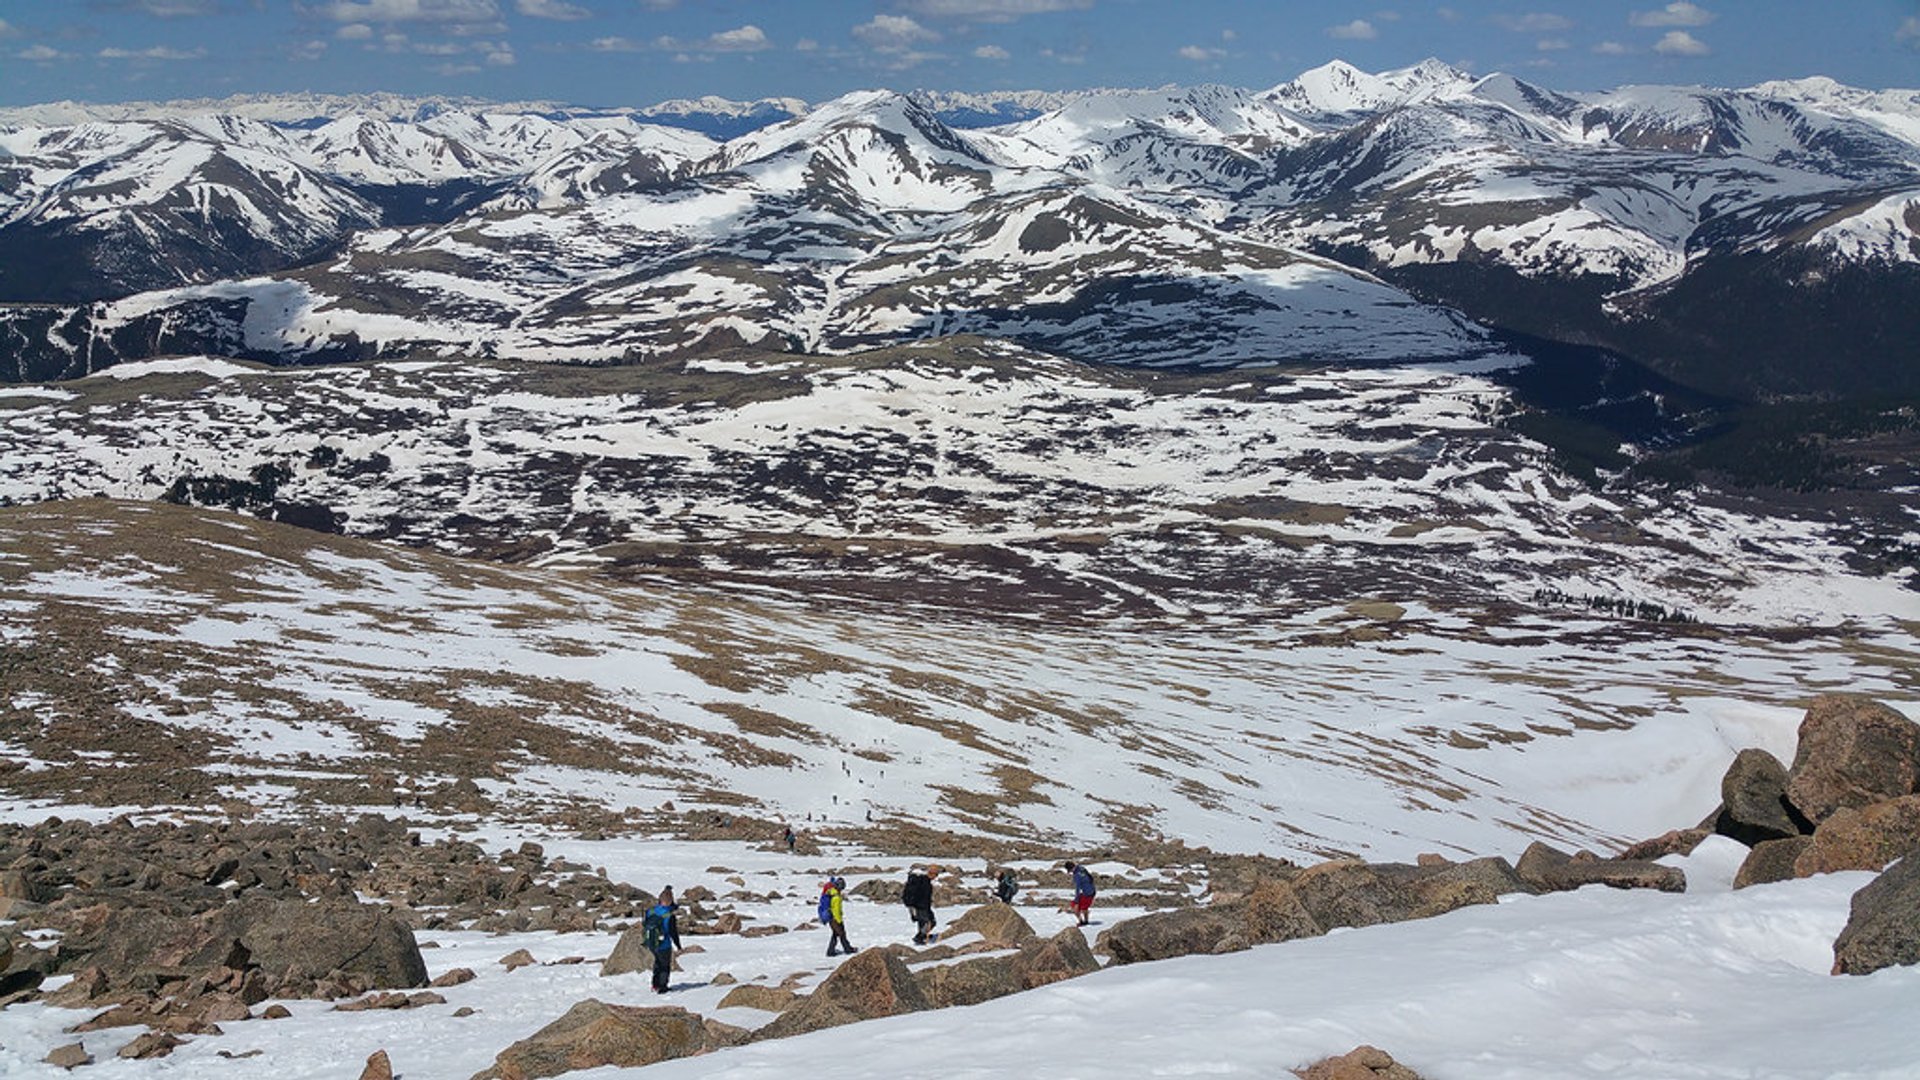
1, 58, 1919, 1080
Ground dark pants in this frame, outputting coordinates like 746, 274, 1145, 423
909, 904, 935, 943
827, 919, 853, 955
651, 947, 672, 993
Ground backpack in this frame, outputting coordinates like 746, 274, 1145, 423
642, 906, 669, 951
817, 889, 833, 923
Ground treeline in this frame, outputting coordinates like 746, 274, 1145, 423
1532, 587, 1697, 624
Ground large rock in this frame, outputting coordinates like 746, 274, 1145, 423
753, 948, 928, 1041
1515, 843, 1685, 894
915, 926, 1098, 1009
1014, 926, 1098, 989
1294, 1044, 1425, 1079
1106, 858, 1527, 966
944, 903, 1039, 947
1833, 855, 1920, 976
1734, 836, 1815, 889
1101, 906, 1241, 965
599, 922, 659, 977
470, 1000, 708, 1080
1786, 695, 1920, 825
203, 897, 429, 991
1717, 749, 1806, 846
1793, 795, 1920, 877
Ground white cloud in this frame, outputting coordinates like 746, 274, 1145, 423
973, 43, 1009, 60
18, 44, 62, 60
707, 25, 770, 51
1494, 13, 1572, 33
1327, 19, 1377, 40
1592, 39, 1629, 54
515, 0, 588, 18
1436, 6, 1461, 21
1040, 46, 1085, 64
1536, 38, 1568, 51
1178, 44, 1223, 61
1631, 2, 1714, 28
854, 14, 940, 51
337, 22, 374, 39
1221, 28, 1237, 42
97, 44, 208, 59
590, 26, 768, 54
290, 38, 328, 60
795, 37, 819, 51
312, 0, 501, 25
1899, 17, 1920, 50
898, 0, 1091, 20
1653, 29, 1708, 55
133, 0, 218, 13
0, 19, 15, 38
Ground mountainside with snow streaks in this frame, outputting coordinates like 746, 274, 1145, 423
0, 61, 1916, 399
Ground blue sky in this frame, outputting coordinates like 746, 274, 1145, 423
1, 1, 1916, 108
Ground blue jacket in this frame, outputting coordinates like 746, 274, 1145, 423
1072, 866, 1095, 898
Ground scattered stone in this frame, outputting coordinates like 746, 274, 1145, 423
117, 1031, 185, 1060
716, 984, 797, 1012
262, 1004, 293, 1020
1834, 854, 1920, 975
1734, 836, 1816, 889
710, 972, 737, 986
1618, 828, 1711, 861
432, 967, 477, 987
454, 1006, 478, 1017
1786, 695, 1920, 825
945, 903, 1040, 947
1294, 1044, 1425, 1080
470, 999, 708, 1080
360, 1049, 395, 1080
44, 1042, 93, 1070
500, 949, 537, 971
1515, 842, 1685, 894
218, 1049, 265, 1059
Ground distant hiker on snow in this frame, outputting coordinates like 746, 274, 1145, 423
819, 875, 855, 956
643, 885, 683, 994
995, 867, 1019, 904
902, 866, 938, 944
783, 824, 796, 853
1064, 861, 1096, 926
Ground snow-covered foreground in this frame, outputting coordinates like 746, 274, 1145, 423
0, 834, 1912, 1079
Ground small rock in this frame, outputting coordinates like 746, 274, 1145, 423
359, 1049, 394, 1080
117, 1031, 186, 1060
44, 1042, 93, 1070
1294, 1044, 1425, 1079
262, 1004, 293, 1020
430, 967, 477, 987
499, 948, 536, 971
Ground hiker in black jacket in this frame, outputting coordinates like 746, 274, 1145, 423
902, 866, 937, 945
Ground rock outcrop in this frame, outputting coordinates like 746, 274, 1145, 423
753, 949, 929, 1041
1785, 695, 1920, 825
1294, 1045, 1426, 1080
1833, 855, 1920, 976
470, 1000, 708, 1080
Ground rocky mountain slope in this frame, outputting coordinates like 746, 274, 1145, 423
2, 62, 1914, 400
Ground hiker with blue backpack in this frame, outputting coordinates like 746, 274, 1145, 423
1064, 861, 1096, 926
643, 885, 683, 993
819, 876, 855, 957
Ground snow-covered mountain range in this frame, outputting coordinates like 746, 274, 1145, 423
1, 61, 1914, 400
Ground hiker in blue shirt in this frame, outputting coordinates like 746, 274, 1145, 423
1064, 862, 1096, 926
644, 885, 683, 993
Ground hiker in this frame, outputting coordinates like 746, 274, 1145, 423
645, 885, 683, 994
819, 876, 855, 956
994, 867, 1019, 904
902, 866, 937, 945
1064, 861, 1096, 926
783, 824, 796, 853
